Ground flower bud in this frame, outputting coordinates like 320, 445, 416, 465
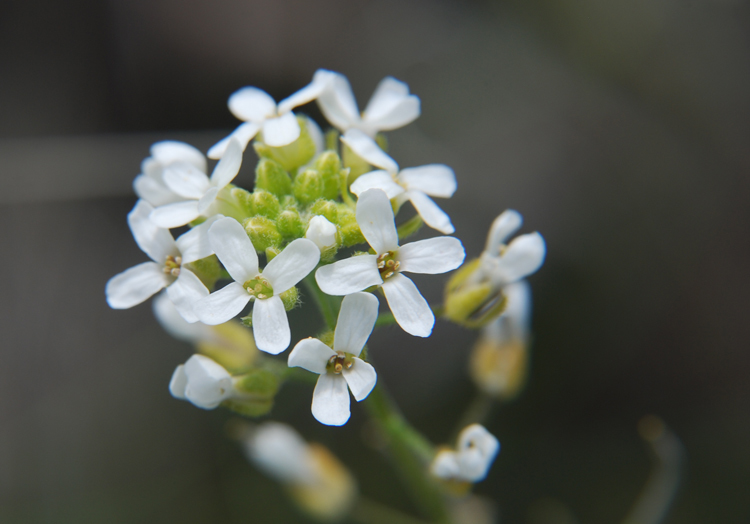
309, 199, 338, 224
255, 158, 293, 198
335, 205, 365, 247
224, 368, 281, 417
312, 151, 343, 200
293, 168, 325, 206
277, 208, 305, 240
246, 189, 281, 219
305, 215, 339, 260
243, 216, 282, 252
254, 116, 318, 173
443, 259, 508, 329
169, 354, 235, 409
280, 286, 300, 311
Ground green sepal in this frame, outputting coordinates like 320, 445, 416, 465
253, 116, 317, 173
277, 208, 305, 240
234, 367, 280, 398
336, 205, 365, 246
443, 258, 509, 328
223, 398, 274, 418
325, 129, 340, 151
265, 246, 280, 262
230, 187, 254, 217
243, 216, 282, 252
184, 255, 221, 290
318, 330, 335, 349
313, 151, 343, 200
247, 189, 281, 219
280, 286, 300, 311
309, 199, 338, 223
342, 140, 372, 185
255, 158, 292, 198
293, 168, 325, 206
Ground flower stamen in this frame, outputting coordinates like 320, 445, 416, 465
163, 255, 182, 277
376, 251, 400, 280
327, 351, 354, 374
243, 276, 274, 300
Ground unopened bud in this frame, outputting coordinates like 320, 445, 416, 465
306, 215, 339, 259
309, 199, 338, 224
244, 216, 282, 252
254, 116, 317, 173
277, 208, 305, 240
293, 168, 325, 206
335, 205, 365, 247
246, 189, 281, 219
280, 286, 300, 311
312, 151, 343, 200
255, 158, 293, 198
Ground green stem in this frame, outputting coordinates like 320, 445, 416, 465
303, 273, 341, 330
364, 384, 451, 524
351, 497, 434, 524
397, 214, 424, 241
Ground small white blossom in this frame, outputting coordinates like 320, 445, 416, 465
133, 141, 207, 207
430, 424, 500, 483
476, 210, 546, 288
208, 74, 333, 158
484, 280, 531, 347
315, 189, 465, 337
316, 70, 420, 136
305, 215, 338, 252
288, 292, 378, 426
105, 200, 219, 322
345, 129, 457, 234
169, 354, 235, 409
149, 139, 243, 229
193, 217, 320, 354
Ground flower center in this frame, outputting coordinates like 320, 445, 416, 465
327, 351, 354, 374
163, 255, 182, 277
243, 276, 274, 300
377, 251, 400, 280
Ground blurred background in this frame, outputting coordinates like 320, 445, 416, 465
1, 0, 749, 522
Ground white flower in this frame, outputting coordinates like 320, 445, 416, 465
315, 189, 465, 337
192, 217, 320, 354
208, 73, 333, 158
169, 354, 235, 409
149, 139, 243, 229
305, 215, 338, 252
288, 292, 378, 426
133, 141, 207, 207
105, 200, 219, 322
477, 210, 546, 287
430, 424, 500, 483
483, 280, 531, 347
316, 70, 420, 136
345, 129, 457, 234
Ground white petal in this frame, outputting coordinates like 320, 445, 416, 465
246, 422, 316, 484
277, 71, 333, 114
183, 354, 234, 409
150, 201, 202, 229
316, 71, 360, 131
315, 255, 382, 295
127, 200, 178, 263
193, 282, 251, 325
208, 217, 259, 283
209, 138, 243, 189
305, 215, 338, 252
166, 269, 209, 323
197, 187, 219, 213
492, 232, 546, 285
261, 112, 301, 147
362, 95, 420, 133
174, 215, 222, 264
162, 163, 210, 199
349, 170, 404, 199
169, 365, 187, 399
381, 274, 433, 337
207, 122, 261, 159
485, 210, 523, 255
398, 165, 456, 198
153, 292, 212, 343
407, 191, 455, 234
133, 173, 180, 207
151, 141, 207, 172
334, 292, 379, 356
106, 262, 169, 309
397, 236, 465, 274
356, 188, 399, 253
456, 424, 500, 482
342, 358, 377, 401
252, 295, 290, 354
340, 129, 398, 173
363, 77, 409, 116
311, 373, 351, 426
288, 338, 336, 374
263, 238, 320, 293
430, 450, 461, 479
228, 87, 277, 122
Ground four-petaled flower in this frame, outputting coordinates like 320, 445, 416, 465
288, 292, 379, 426
193, 217, 320, 354
316, 189, 465, 337
316, 70, 420, 137
105, 200, 218, 322
344, 129, 457, 234
133, 141, 207, 208
430, 424, 500, 483
169, 354, 235, 409
149, 139, 243, 229
208, 73, 333, 158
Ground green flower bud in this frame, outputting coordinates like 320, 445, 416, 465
293, 168, 325, 206
224, 368, 281, 417
335, 205, 365, 246
253, 116, 317, 173
247, 189, 280, 218
255, 158, 292, 198
312, 151, 343, 200
184, 255, 222, 291
443, 258, 508, 329
277, 208, 305, 239
244, 216, 282, 252
231, 187, 254, 217
280, 286, 299, 311
342, 140, 372, 185
309, 199, 338, 223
